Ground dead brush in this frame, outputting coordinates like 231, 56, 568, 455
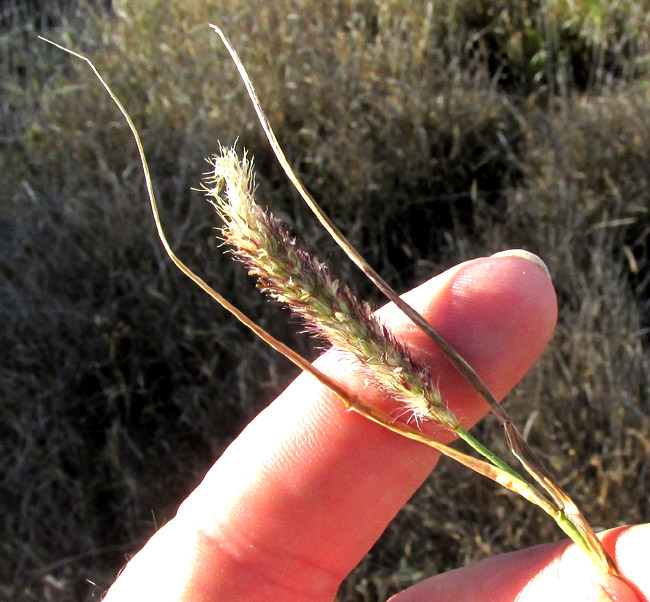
40, 26, 620, 579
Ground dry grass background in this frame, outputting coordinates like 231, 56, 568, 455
1, 0, 650, 600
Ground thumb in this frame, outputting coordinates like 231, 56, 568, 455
389, 524, 649, 602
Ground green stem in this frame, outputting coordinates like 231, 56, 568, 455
454, 425, 599, 565
554, 509, 596, 560
454, 425, 530, 485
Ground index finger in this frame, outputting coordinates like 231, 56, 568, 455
104, 252, 557, 602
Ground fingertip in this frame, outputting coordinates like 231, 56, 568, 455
402, 251, 557, 364
605, 524, 650, 601
490, 249, 551, 280
482, 250, 558, 362
384, 252, 557, 427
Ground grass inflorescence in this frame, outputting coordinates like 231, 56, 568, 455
207, 148, 457, 430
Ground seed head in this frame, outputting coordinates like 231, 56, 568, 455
205, 147, 459, 431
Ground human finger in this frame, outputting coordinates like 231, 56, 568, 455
104, 252, 557, 602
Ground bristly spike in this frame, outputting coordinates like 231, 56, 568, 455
206, 147, 459, 431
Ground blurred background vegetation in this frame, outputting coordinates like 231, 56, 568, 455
1, 0, 649, 599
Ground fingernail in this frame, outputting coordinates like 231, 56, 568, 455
490, 249, 551, 279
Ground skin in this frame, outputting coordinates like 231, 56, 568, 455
103, 253, 648, 602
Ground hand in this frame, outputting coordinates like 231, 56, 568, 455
103, 252, 648, 602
